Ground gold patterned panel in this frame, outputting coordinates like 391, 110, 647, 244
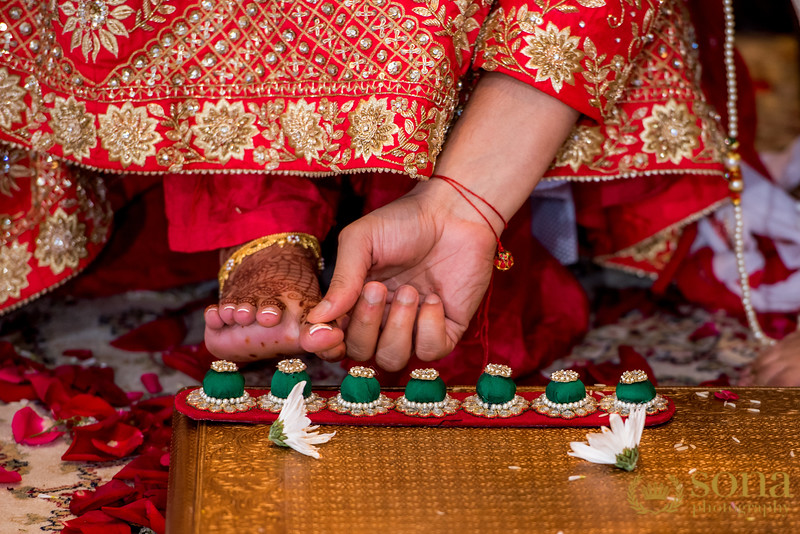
168, 388, 800, 534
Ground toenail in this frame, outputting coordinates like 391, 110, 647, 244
223, 305, 236, 311
261, 309, 278, 316
236, 307, 250, 313
309, 323, 333, 335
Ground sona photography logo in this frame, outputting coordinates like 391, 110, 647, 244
628, 470, 793, 517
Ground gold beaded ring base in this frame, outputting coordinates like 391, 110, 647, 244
326, 393, 394, 416
394, 394, 460, 417
257, 392, 326, 413
530, 394, 598, 419
598, 394, 669, 416
186, 388, 257, 413
461, 394, 529, 418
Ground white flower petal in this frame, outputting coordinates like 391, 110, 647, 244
568, 442, 616, 464
274, 381, 335, 458
567, 406, 647, 469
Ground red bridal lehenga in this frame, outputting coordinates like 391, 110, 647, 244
0, 0, 732, 381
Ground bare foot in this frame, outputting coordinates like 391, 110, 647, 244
739, 330, 800, 386
204, 242, 345, 364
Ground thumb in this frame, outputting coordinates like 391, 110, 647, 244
307, 225, 373, 323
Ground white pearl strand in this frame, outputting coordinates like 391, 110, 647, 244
724, 0, 777, 346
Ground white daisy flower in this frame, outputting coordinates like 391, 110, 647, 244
568, 406, 646, 471
268, 381, 335, 459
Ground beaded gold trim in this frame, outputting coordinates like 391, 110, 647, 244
530, 393, 598, 419
348, 366, 376, 379
410, 368, 439, 381
186, 388, 256, 413
484, 363, 512, 378
277, 358, 307, 374
394, 394, 460, 417
620, 370, 648, 384
327, 393, 394, 416
461, 394, 528, 418
256, 392, 326, 414
210, 360, 239, 373
599, 393, 669, 416
550, 369, 579, 383
218, 232, 322, 293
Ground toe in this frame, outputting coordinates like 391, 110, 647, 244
204, 306, 225, 330
256, 299, 285, 327
234, 303, 257, 325
219, 302, 238, 325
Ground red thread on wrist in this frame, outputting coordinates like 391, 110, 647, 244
432, 174, 514, 367
431, 174, 513, 271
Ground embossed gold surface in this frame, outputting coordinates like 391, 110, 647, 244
167, 388, 800, 534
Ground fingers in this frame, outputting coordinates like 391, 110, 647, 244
307, 225, 373, 324
345, 282, 388, 361
415, 293, 453, 361
374, 285, 419, 372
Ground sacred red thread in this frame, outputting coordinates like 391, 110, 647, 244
431, 174, 514, 367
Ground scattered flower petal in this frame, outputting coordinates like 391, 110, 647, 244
715, 390, 739, 401
140, 373, 162, 394
12, 406, 63, 445
568, 475, 585, 481
0, 465, 22, 483
268, 381, 335, 459
62, 349, 94, 361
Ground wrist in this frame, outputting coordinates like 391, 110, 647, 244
410, 177, 508, 237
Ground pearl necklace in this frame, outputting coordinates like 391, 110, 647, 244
723, 0, 777, 346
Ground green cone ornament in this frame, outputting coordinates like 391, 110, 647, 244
463, 364, 528, 418
531, 370, 597, 419
395, 368, 460, 417
257, 359, 325, 413
186, 360, 256, 413
599, 370, 669, 415
327, 367, 393, 416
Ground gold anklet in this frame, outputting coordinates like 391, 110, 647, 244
218, 232, 323, 293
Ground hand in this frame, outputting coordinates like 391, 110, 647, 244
739, 330, 800, 386
307, 180, 498, 371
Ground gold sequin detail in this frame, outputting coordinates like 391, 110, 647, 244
347, 97, 399, 163
410, 368, 439, 381
484, 363, 512, 378
277, 359, 307, 374
59, 0, 135, 61
550, 369, 579, 383
553, 125, 604, 172
211, 360, 239, 373
51, 96, 98, 161
348, 366, 376, 379
640, 99, 701, 165
0, 68, 25, 129
33, 207, 88, 275
520, 22, 584, 93
98, 102, 161, 167
192, 100, 258, 164
0, 240, 32, 304
620, 370, 649, 384
279, 100, 327, 164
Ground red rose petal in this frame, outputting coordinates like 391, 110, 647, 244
689, 322, 720, 341
61, 510, 131, 534
162, 344, 216, 382
159, 453, 170, 467
62, 420, 141, 462
113, 453, 169, 484
102, 498, 165, 533
714, 390, 739, 401
140, 373, 162, 394
54, 394, 116, 422
69, 480, 138, 516
12, 406, 63, 446
126, 391, 144, 403
0, 465, 22, 483
90, 424, 144, 458
0, 366, 24, 383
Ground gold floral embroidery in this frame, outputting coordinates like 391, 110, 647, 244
51, 97, 98, 161
0, 68, 25, 129
347, 97, 399, 162
60, 0, 135, 61
521, 22, 584, 93
640, 100, 700, 165
34, 208, 88, 275
192, 101, 258, 164
553, 125, 604, 171
0, 240, 32, 304
98, 102, 161, 167
279, 100, 327, 164
449, 0, 483, 64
